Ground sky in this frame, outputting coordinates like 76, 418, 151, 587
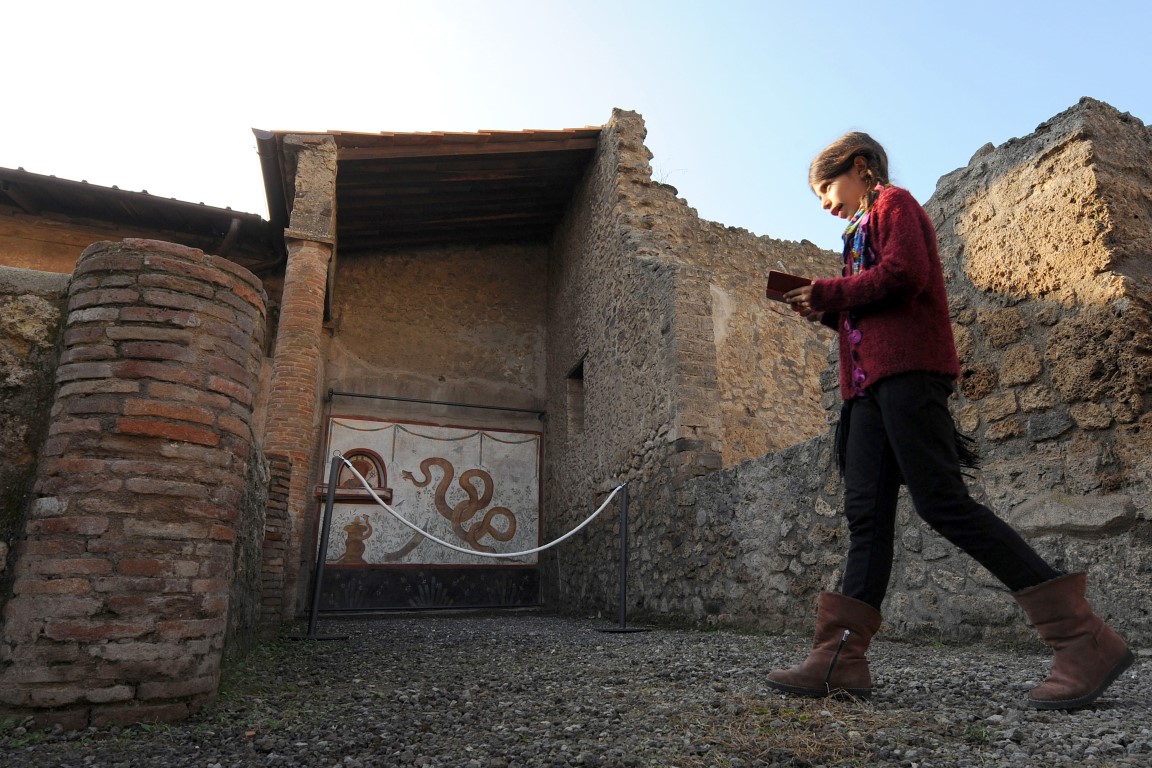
4, 1, 1150, 252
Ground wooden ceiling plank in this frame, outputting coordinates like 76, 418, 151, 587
340, 225, 553, 250
328, 128, 598, 251
338, 166, 582, 186
337, 184, 570, 204
345, 211, 557, 234
344, 151, 591, 172
337, 138, 598, 161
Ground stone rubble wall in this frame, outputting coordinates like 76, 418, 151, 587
0, 240, 268, 727
543, 109, 840, 613
912, 97, 1152, 640
0, 266, 69, 598
607, 114, 841, 468
625, 98, 1152, 645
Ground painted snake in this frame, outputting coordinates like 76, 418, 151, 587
402, 457, 517, 553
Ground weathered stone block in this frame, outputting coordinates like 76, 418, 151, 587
1019, 384, 1055, 412
86, 685, 136, 704
1069, 401, 1112, 430
981, 390, 1018, 422
1000, 344, 1043, 386
984, 417, 1023, 441
980, 307, 1025, 348
27, 686, 87, 708
1009, 493, 1135, 537
1027, 410, 1073, 441
959, 363, 997, 400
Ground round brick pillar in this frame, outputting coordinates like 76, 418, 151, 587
0, 239, 267, 728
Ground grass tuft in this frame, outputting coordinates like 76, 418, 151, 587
674, 694, 933, 767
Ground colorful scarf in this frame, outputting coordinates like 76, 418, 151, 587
840, 186, 888, 398
842, 207, 868, 275
841, 185, 887, 275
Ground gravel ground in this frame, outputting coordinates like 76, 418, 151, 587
1, 612, 1148, 767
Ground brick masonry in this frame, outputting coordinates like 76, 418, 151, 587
0, 239, 267, 727
262, 238, 331, 619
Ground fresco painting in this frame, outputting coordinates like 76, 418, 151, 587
323, 418, 542, 566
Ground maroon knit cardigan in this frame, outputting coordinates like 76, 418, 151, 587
809, 186, 960, 400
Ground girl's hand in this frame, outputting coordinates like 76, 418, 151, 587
784, 285, 822, 321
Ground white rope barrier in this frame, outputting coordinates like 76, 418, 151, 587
336, 455, 623, 560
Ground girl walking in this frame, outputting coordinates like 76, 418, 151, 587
769, 132, 1133, 710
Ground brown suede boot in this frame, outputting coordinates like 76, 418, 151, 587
1013, 572, 1135, 710
767, 592, 883, 698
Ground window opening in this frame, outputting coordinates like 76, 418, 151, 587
566, 359, 585, 436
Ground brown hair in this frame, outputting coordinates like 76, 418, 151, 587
809, 132, 890, 211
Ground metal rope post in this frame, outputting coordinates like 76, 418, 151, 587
289, 454, 349, 641
598, 483, 649, 633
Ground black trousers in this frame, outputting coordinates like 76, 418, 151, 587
840, 372, 1060, 610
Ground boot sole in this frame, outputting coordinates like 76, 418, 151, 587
1027, 648, 1136, 710
766, 678, 872, 699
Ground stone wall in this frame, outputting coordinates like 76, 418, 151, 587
0, 240, 268, 727
0, 266, 68, 599
542, 109, 839, 612
227, 448, 269, 659
600, 98, 1152, 645
908, 97, 1152, 640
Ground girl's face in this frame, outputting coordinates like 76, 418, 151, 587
812, 158, 869, 219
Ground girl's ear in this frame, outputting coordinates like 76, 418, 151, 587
853, 155, 869, 176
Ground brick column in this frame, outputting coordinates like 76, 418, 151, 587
259, 451, 293, 622
262, 238, 330, 620
0, 239, 267, 728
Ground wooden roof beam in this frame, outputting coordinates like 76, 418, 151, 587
0, 181, 42, 215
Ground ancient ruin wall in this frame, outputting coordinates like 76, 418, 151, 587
543, 110, 840, 615
0, 267, 68, 602
0, 240, 268, 728
616, 161, 841, 467
543, 110, 683, 609
0, 213, 118, 274
261, 239, 330, 619
628, 99, 1152, 644
905, 97, 1152, 639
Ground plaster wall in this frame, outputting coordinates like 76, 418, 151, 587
325, 242, 549, 430
0, 208, 272, 278
309, 243, 550, 602
0, 212, 125, 274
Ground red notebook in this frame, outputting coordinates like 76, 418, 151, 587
765, 270, 811, 302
